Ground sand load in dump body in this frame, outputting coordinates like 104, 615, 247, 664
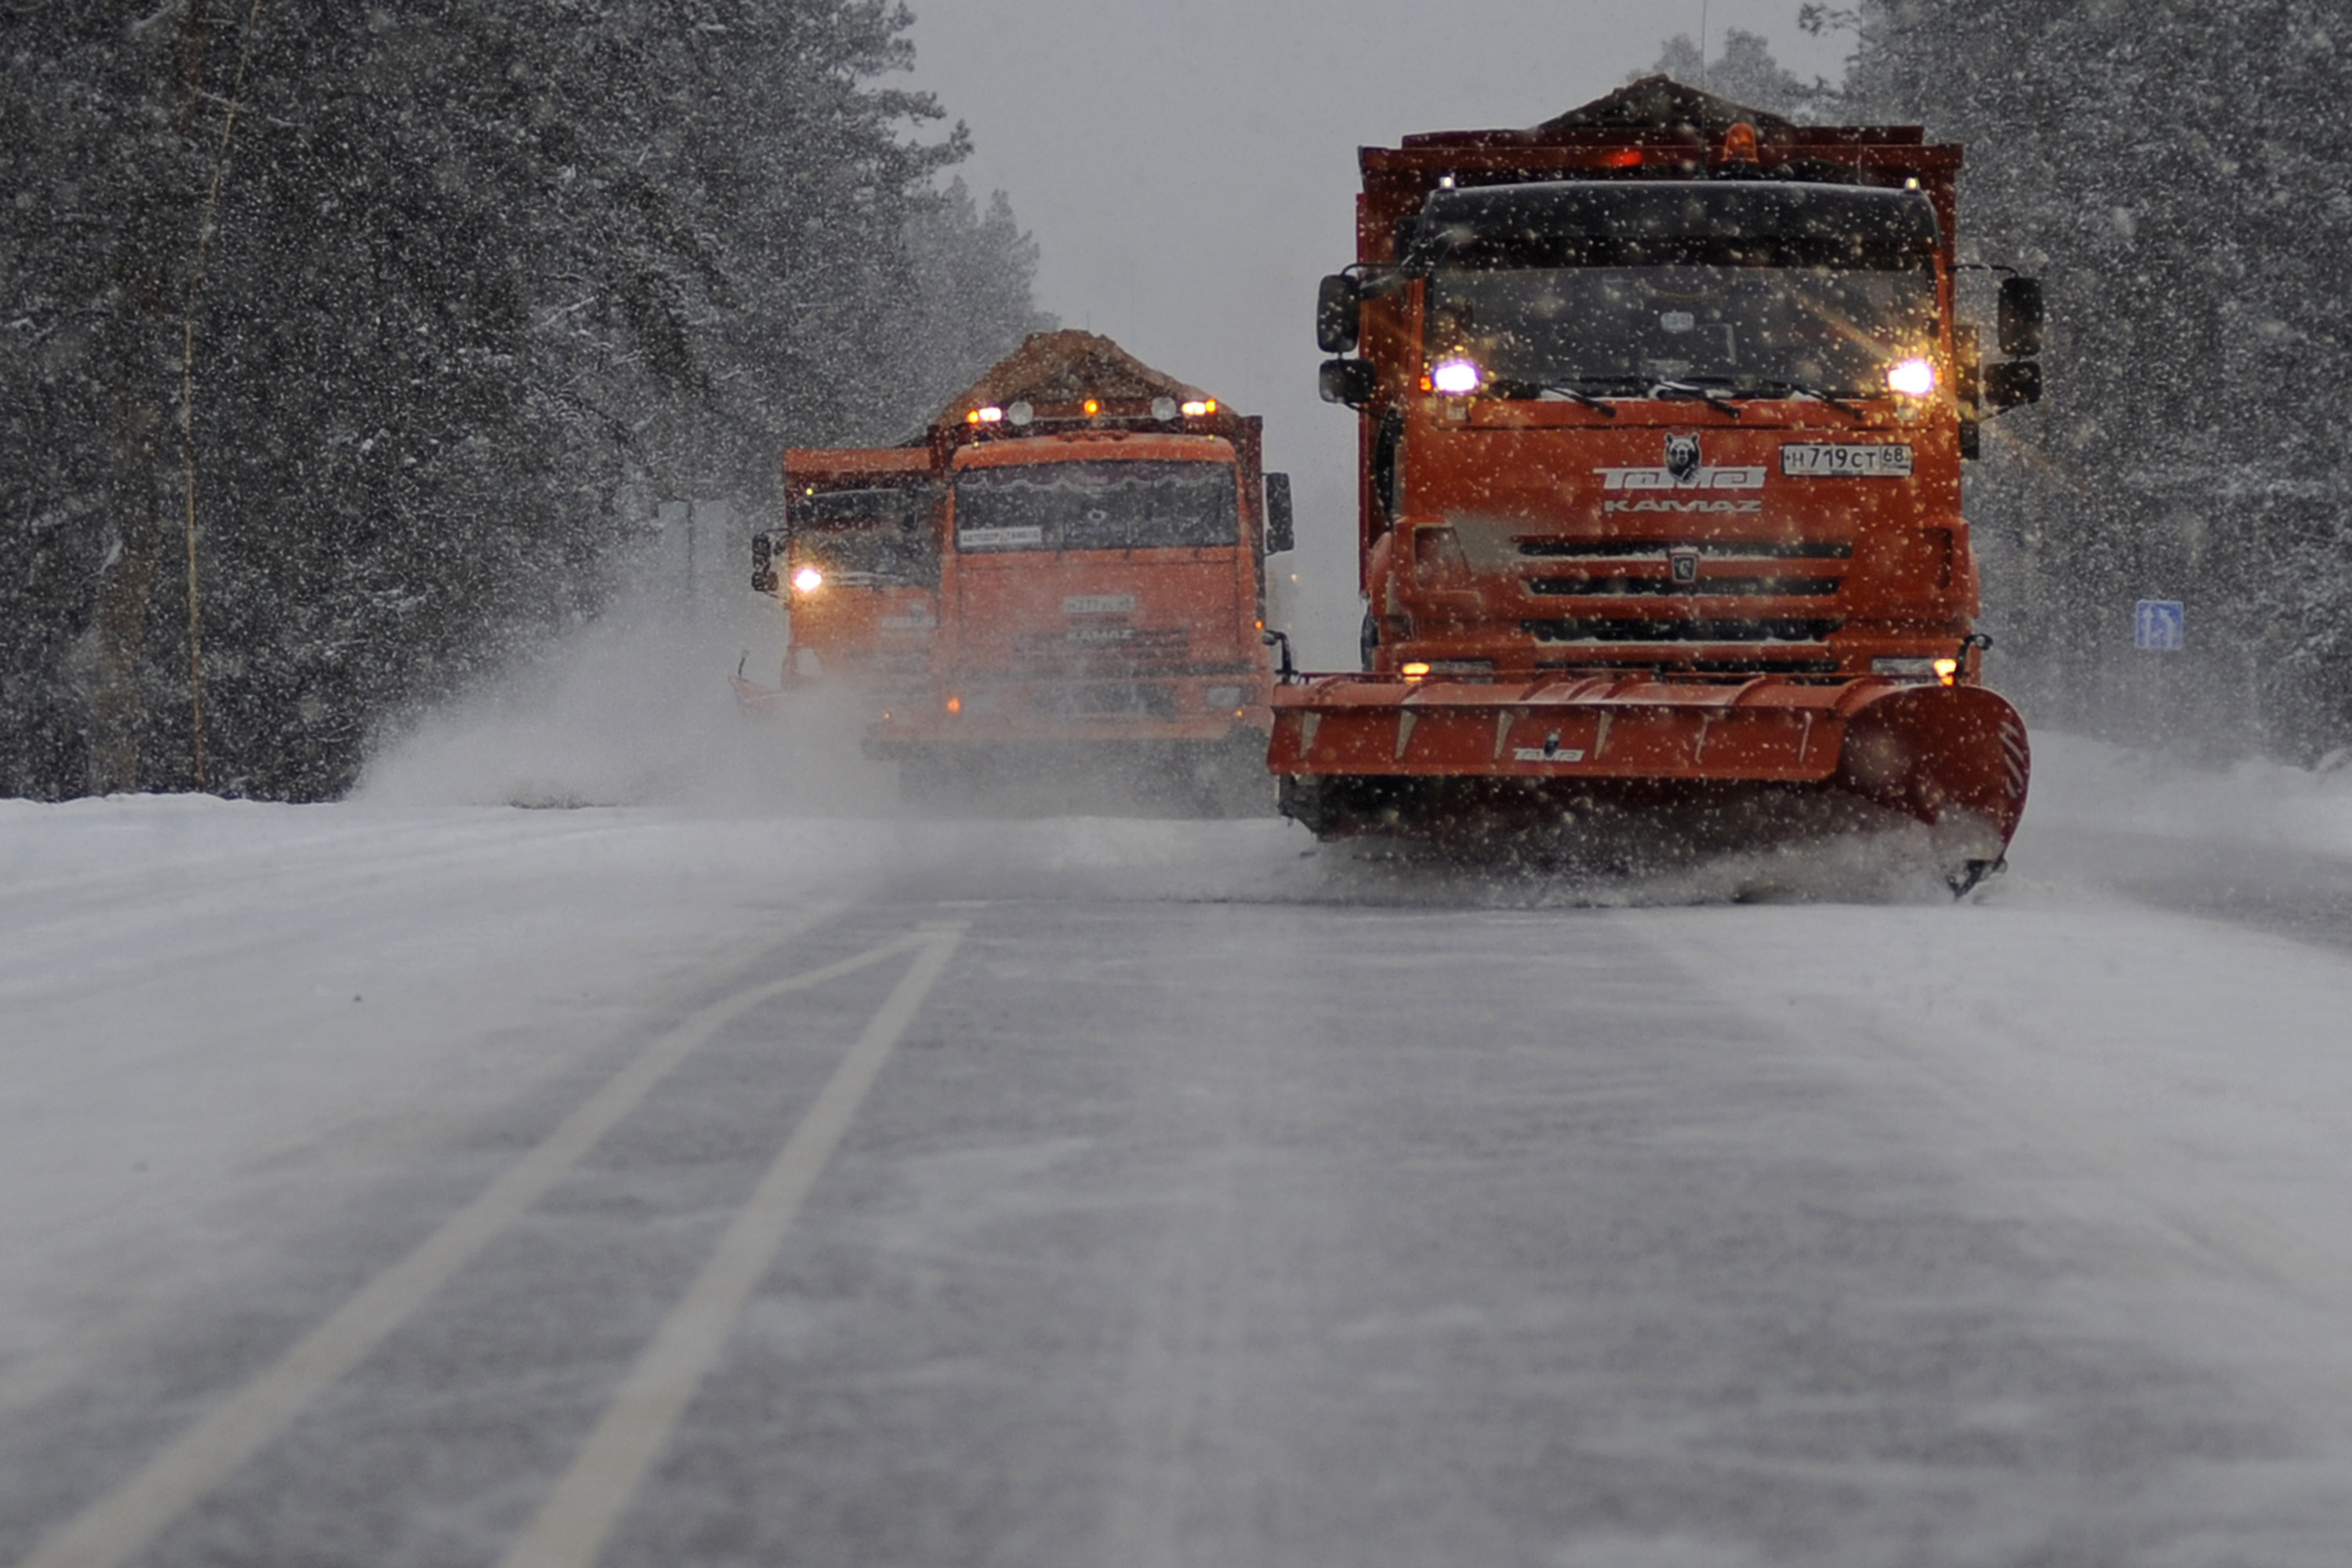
1284, 76, 2045, 890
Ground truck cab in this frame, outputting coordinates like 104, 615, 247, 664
871, 403, 1285, 805
753, 446, 939, 706
1354, 176, 1980, 685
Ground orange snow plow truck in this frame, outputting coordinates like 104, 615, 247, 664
745, 443, 939, 715
750, 332, 1294, 809
1282, 78, 2044, 889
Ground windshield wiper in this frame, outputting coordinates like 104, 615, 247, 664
1489, 378, 1619, 416
1726, 379, 1866, 420
1548, 384, 1620, 416
1650, 379, 1743, 418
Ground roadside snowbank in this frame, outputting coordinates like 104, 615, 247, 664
2024, 731, 2352, 858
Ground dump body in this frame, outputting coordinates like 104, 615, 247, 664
1283, 78, 2041, 884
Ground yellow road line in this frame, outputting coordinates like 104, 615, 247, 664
16, 913, 928, 1568
496, 923, 966, 1568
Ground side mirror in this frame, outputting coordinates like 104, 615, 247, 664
1984, 358, 2042, 411
751, 532, 778, 593
1261, 627, 1295, 682
1316, 273, 1361, 354
1319, 358, 1377, 408
1264, 472, 1295, 554
1998, 276, 2043, 358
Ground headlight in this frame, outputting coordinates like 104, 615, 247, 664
1872, 654, 1962, 686
1886, 358, 1937, 397
1428, 358, 1482, 396
791, 566, 824, 594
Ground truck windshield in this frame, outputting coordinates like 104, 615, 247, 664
1427, 263, 1936, 398
954, 461, 1238, 553
786, 487, 935, 586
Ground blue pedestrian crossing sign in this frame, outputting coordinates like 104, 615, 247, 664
2135, 599, 2185, 652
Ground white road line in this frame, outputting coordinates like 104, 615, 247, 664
15, 914, 926, 1568
496, 923, 966, 1568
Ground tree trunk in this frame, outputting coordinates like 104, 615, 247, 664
85, 1, 209, 795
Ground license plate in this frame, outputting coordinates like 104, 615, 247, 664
1780, 442, 1914, 477
958, 525, 1043, 549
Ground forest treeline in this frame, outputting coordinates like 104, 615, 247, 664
1669, 5, 2352, 758
1, 1, 1047, 799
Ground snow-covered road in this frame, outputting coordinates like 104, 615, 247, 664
6, 736, 2352, 1566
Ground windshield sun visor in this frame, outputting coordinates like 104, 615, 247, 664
1399, 181, 1944, 273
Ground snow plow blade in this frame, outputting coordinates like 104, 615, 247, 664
1269, 674, 2029, 887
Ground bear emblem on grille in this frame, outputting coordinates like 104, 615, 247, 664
1664, 434, 1702, 483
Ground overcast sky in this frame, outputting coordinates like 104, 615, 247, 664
902, 2, 1849, 659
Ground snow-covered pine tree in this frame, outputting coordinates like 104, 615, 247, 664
1838, 0, 2352, 757
0, 0, 1048, 799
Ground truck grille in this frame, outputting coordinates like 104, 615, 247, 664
1516, 539, 1853, 561
1515, 537, 1849, 652
1521, 617, 1844, 644
1531, 655, 1843, 676
1528, 575, 1841, 597
1029, 682, 1178, 718
1010, 626, 1191, 670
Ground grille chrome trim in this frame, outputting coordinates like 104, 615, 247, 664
1527, 575, 1842, 598
1522, 617, 1843, 644
1516, 538, 1853, 561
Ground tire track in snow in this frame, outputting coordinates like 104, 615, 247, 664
14, 914, 946, 1568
